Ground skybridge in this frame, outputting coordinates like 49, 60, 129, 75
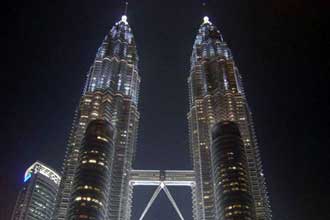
129, 170, 196, 220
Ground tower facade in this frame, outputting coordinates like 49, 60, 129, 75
67, 119, 115, 220
211, 121, 256, 220
187, 17, 271, 220
11, 161, 61, 220
53, 15, 140, 220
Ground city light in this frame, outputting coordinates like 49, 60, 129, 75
24, 172, 31, 182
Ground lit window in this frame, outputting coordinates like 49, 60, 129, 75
91, 112, 99, 117
97, 136, 109, 142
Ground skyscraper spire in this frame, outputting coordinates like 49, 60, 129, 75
202, 1, 206, 6
201, 1, 211, 26
202, 1, 209, 18
118, 1, 129, 25
124, 1, 128, 15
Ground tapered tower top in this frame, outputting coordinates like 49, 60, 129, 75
190, 16, 231, 68
85, 11, 139, 94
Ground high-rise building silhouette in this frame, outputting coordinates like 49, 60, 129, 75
52, 15, 140, 220
211, 121, 256, 220
187, 16, 271, 220
11, 161, 61, 220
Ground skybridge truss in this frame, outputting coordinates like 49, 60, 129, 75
129, 170, 196, 219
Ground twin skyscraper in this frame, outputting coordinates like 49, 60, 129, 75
12, 13, 271, 220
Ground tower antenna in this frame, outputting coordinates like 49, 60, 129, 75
124, 1, 128, 15
202, 1, 211, 24
202, 1, 207, 17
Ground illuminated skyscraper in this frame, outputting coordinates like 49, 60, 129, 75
11, 161, 61, 220
187, 17, 271, 220
50, 10, 271, 220
52, 14, 140, 220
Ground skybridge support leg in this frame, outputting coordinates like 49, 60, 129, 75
139, 185, 162, 220
163, 185, 185, 220
138, 182, 185, 220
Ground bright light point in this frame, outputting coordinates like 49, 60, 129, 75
121, 15, 128, 24
160, 182, 165, 188
203, 16, 210, 24
24, 172, 32, 182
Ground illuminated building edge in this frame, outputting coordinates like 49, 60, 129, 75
11, 161, 61, 220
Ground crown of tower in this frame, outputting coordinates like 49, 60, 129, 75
120, 15, 128, 24
116, 14, 129, 26
190, 15, 230, 68
203, 16, 212, 25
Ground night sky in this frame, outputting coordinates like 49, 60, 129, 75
1, 0, 329, 219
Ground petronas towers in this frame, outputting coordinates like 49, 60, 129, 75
51, 13, 271, 220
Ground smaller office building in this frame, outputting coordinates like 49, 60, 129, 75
11, 161, 61, 220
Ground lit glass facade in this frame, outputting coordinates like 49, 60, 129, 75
67, 119, 115, 220
187, 17, 271, 220
211, 121, 256, 220
52, 15, 140, 220
11, 162, 61, 220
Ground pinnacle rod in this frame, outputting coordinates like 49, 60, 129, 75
124, 1, 128, 15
